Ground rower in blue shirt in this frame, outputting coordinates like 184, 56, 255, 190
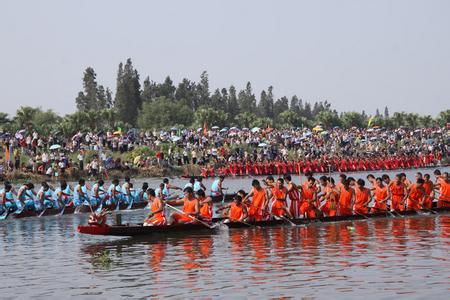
74, 179, 89, 206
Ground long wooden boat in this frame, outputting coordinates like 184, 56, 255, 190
211, 193, 236, 203
77, 207, 450, 237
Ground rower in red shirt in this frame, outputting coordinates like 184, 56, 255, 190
422, 174, 434, 209
371, 177, 390, 213
436, 172, 450, 208
338, 179, 354, 216
406, 179, 426, 210
284, 175, 301, 218
300, 177, 318, 218
354, 179, 371, 215
389, 174, 407, 212
217, 195, 248, 222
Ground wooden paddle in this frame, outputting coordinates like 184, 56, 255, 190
165, 203, 215, 229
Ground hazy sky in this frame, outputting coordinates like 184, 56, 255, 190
1, 0, 449, 117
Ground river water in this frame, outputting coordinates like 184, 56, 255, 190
1, 168, 449, 299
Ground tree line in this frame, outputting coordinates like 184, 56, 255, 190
0, 58, 449, 136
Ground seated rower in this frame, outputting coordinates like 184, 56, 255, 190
211, 175, 227, 198
196, 189, 213, 223
371, 177, 389, 213
55, 180, 73, 208
107, 178, 123, 206
437, 172, 449, 208
167, 187, 200, 224
37, 182, 55, 209
338, 179, 354, 216
91, 180, 108, 206
271, 178, 293, 219
17, 182, 36, 211
74, 179, 90, 207
1, 183, 17, 213
217, 195, 248, 223
143, 188, 167, 226
320, 177, 339, 217
138, 183, 149, 203
122, 176, 134, 205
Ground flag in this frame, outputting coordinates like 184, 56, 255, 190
4, 146, 8, 162
367, 116, 374, 128
203, 122, 208, 136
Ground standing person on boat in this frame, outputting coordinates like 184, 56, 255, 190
338, 179, 354, 216
37, 182, 54, 209
74, 179, 89, 207
354, 179, 371, 215
0, 183, 17, 213
167, 187, 200, 224
211, 175, 226, 197
217, 195, 248, 222
271, 178, 293, 219
422, 174, 434, 209
389, 174, 408, 212
193, 177, 206, 193
17, 183, 36, 211
243, 179, 268, 221
284, 175, 302, 218
155, 183, 168, 200
91, 179, 108, 206
122, 176, 134, 205
55, 180, 73, 207
320, 177, 339, 217
371, 177, 390, 213
300, 177, 318, 218
162, 178, 182, 199
143, 188, 167, 226
406, 178, 426, 210
107, 178, 122, 206
184, 177, 195, 190
138, 183, 149, 203
197, 189, 213, 223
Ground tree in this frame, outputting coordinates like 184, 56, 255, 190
238, 82, 257, 112
405, 113, 420, 128
290, 95, 300, 115
196, 71, 210, 107
437, 109, 450, 127
0, 113, 10, 128
175, 78, 197, 109
340, 112, 366, 128
114, 58, 142, 126
76, 67, 99, 111
384, 106, 389, 119
141, 77, 157, 103
420, 115, 434, 128
14, 106, 39, 129
137, 97, 193, 129
278, 110, 300, 128
194, 106, 228, 128
258, 86, 274, 119
315, 110, 340, 128
227, 85, 240, 120
273, 96, 289, 121
235, 112, 257, 128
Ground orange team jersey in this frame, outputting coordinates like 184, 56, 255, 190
300, 185, 317, 218
148, 198, 166, 225
248, 187, 266, 220
321, 186, 338, 217
373, 185, 388, 211
422, 181, 434, 209
407, 184, 424, 210
272, 186, 287, 202
354, 187, 369, 214
271, 198, 286, 217
339, 187, 353, 216
173, 197, 198, 224
390, 182, 406, 211
199, 200, 212, 221
438, 181, 450, 208
229, 202, 244, 221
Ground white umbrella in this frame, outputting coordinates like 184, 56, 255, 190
171, 136, 182, 142
220, 128, 228, 133
258, 142, 268, 147
211, 126, 219, 130
251, 127, 260, 133
49, 144, 61, 150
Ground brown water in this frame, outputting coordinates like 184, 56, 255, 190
1, 168, 449, 298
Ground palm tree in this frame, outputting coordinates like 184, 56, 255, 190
14, 106, 38, 129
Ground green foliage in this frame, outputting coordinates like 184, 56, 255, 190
234, 112, 257, 128
340, 112, 367, 128
194, 106, 228, 128
138, 97, 193, 129
315, 110, 341, 128
437, 109, 450, 127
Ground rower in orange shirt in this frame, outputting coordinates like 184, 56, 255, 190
371, 177, 390, 213
389, 174, 407, 212
143, 188, 167, 226
406, 178, 426, 210
320, 177, 339, 217
300, 177, 318, 218
338, 179, 354, 216
217, 195, 248, 222
167, 187, 200, 224
243, 179, 268, 221
354, 179, 371, 215
271, 178, 292, 219
197, 189, 213, 223
422, 174, 435, 209
436, 172, 450, 208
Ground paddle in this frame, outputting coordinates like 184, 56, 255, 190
165, 203, 215, 229
38, 207, 47, 217
0, 206, 10, 220
268, 211, 297, 227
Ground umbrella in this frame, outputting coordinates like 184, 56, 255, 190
258, 143, 268, 147
49, 144, 61, 150
220, 128, 228, 133
242, 128, 249, 131
211, 126, 219, 130
18, 129, 26, 134
370, 137, 378, 141
281, 134, 291, 139
230, 127, 239, 131
171, 136, 182, 142
312, 126, 323, 132
251, 127, 260, 133
197, 128, 203, 132
15, 132, 23, 139
113, 131, 122, 135
170, 127, 178, 131
304, 132, 312, 137
320, 131, 329, 136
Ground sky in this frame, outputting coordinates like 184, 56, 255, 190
1, 0, 449, 117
